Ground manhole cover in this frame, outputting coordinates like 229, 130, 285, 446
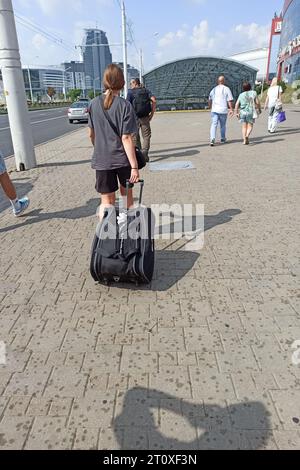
149, 161, 195, 172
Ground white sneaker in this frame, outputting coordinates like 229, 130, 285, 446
13, 197, 30, 217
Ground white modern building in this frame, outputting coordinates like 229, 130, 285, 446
22, 67, 65, 101
0, 66, 66, 102
228, 48, 269, 81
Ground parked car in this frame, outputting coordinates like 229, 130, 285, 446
68, 101, 89, 123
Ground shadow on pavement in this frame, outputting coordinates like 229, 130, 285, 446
38, 159, 90, 168
109, 209, 241, 292
150, 144, 203, 155
250, 139, 284, 146
0, 197, 99, 232
0, 200, 240, 292
146, 128, 300, 162
151, 149, 200, 162
113, 387, 272, 450
158, 209, 241, 237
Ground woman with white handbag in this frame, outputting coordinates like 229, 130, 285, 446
235, 82, 261, 145
264, 77, 283, 134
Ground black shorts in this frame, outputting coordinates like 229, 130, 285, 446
95, 166, 131, 194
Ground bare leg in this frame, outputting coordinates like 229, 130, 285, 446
120, 186, 134, 209
246, 124, 253, 138
0, 172, 17, 200
99, 193, 116, 221
242, 123, 247, 144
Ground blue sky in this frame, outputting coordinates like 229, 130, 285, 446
14, 0, 284, 71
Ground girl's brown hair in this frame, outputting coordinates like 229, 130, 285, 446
103, 64, 125, 109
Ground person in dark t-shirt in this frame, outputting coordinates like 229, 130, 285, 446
127, 78, 156, 162
88, 64, 139, 219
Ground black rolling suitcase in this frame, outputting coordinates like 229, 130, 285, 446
90, 180, 155, 286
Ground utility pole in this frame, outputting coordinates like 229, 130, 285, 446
261, 75, 265, 100
139, 48, 143, 84
0, 0, 36, 170
27, 66, 34, 103
121, 1, 128, 98
63, 71, 66, 101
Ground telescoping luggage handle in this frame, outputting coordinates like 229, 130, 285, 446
126, 179, 144, 206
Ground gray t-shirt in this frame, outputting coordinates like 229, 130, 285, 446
88, 95, 138, 171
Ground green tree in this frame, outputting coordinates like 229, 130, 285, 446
67, 89, 82, 102
278, 80, 287, 93
88, 90, 101, 100
255, 82, 270, 95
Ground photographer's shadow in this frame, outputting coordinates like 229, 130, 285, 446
113, 387, 272, 450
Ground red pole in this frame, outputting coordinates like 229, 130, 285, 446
266, 19, 274, 83
266, 16, 283, 83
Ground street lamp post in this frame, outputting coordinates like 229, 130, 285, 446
63, 66, 73, 101
121, 1, 128, 97
27, 66, 34, 103
0, 0, 36, 170
139, 48, 143, 84
93, 77, 101, 98
139, 33, 158, 83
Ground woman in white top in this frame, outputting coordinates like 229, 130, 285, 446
264, 77, 283, 134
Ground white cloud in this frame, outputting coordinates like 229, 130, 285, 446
32, 33, 47, 50
153, 20, 269, 66
158, 32, 175, 47
191, 20, 215, 49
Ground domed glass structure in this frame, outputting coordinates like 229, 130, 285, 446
144, 56, 258, 111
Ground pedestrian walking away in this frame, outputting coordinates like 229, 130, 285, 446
264, 77, 283, 134
0, 151, 30, 217
127, 78, 156, 162
208, 76, 234, 147
235, 82, 261, 145
88, 64, 140, 220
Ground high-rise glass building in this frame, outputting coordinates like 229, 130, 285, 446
82, 29, 112, 91
62, 61, 86, 91
114, 62, 140, 82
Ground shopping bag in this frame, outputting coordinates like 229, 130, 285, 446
277, 111, 286, 123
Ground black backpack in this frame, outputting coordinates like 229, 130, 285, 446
132, 88, 152, 118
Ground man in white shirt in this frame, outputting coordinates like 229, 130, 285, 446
208, 76, 234, 146
264, 78, 283, 133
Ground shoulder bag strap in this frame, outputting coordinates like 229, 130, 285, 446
99, 96, 121, 141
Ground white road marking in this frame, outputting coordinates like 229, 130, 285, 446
27, 107, 68, 114
0, 115, 66, 131
30, 115, 66, 125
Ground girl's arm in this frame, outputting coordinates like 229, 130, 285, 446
121, 134, 140, 184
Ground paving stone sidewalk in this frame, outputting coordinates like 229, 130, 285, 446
0, 107, 300, 450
